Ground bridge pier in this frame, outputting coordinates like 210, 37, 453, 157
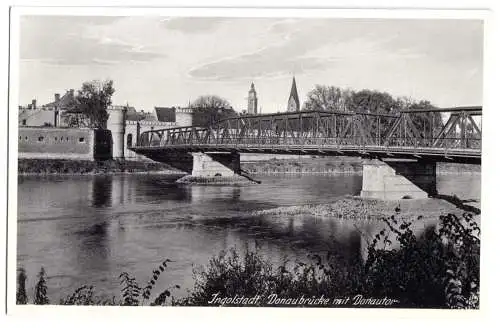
191, 152, 240, 177
360, 159, 437, 200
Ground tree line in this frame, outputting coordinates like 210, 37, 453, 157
302, 85, 444, 138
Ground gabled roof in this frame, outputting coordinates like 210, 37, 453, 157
155, 107, 176, 122
44, 90, 76, 111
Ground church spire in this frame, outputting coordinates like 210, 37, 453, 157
287, 76, 300, 112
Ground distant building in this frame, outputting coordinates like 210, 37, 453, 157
247, 82, 258, 115
108, 105, 193, 160
19, 89, 194, 161
287, 76, 300, 112
18, 89, 76, 127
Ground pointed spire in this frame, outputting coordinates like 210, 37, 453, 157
287, 76, 300, 112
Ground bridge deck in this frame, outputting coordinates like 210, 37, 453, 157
131, 107, 482, 165
131, 144, 480, 164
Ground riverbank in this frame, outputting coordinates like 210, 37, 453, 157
18, 159, 183, 175
18, 156, 481, 177
241, 156, 481, 175
248, 195, 481, 221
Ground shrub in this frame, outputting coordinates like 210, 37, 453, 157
18, 259, 179, 306
34, 267, 49, 305
16, 268, 27, 305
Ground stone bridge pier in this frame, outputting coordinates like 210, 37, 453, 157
360, 159, 437, 200
191, 152, 241, 177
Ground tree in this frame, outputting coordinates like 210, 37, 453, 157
69, 80, 115, 129
350, 89, 399, 114
302, 85, 353, 112
302, 84, 444, 141
191, 95, 237, 127
396, 97, 443, 139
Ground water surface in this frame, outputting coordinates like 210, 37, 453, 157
17, 173, 480, 301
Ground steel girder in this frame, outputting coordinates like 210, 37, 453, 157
134, 108, 482, 155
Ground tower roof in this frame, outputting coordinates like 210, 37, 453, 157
287, 76, 300, 111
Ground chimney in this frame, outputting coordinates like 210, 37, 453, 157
136, 121, 141, 146
54, 93, 61, 102
31, 99, 37, 109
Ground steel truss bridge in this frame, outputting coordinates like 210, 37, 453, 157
131, 106, 482, 164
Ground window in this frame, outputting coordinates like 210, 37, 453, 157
38, 136, 44, 142
55, 137, 58, 141
22, 119, 26, 126
79, 137, 85, 143
127, 134, 133, 147
19, 136, 21, 140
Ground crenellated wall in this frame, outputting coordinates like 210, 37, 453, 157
123, 120, 177, 161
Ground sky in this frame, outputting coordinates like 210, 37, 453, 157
18, 16, 484, 114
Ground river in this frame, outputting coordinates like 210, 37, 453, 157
17, 173, 480, 302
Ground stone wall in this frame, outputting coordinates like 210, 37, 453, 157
18, 127, 112, 160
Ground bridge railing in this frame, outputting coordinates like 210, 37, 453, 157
135, 133, 481, 152
133, 107, 482, 155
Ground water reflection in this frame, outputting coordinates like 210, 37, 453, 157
17, 173, 480, 301
91, 176, 113, 207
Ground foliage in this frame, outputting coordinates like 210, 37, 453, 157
60, 285, 111, 305
69, 80, 115, 129
302, 85, 444, 138
118, 259, 179, 306
18, 259, 178, 306
16, 268, 28, 305
191, 95, 237, 127
301, 85, 354, 112
34, 267, 49, 305
18, 159, 176, 175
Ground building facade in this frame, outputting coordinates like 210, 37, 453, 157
108, 105, 193, 161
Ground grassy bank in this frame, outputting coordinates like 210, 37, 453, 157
18, 158, 181, 175
17, 210, 479, 308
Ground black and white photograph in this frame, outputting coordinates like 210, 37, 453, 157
5, 4, 491, 317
